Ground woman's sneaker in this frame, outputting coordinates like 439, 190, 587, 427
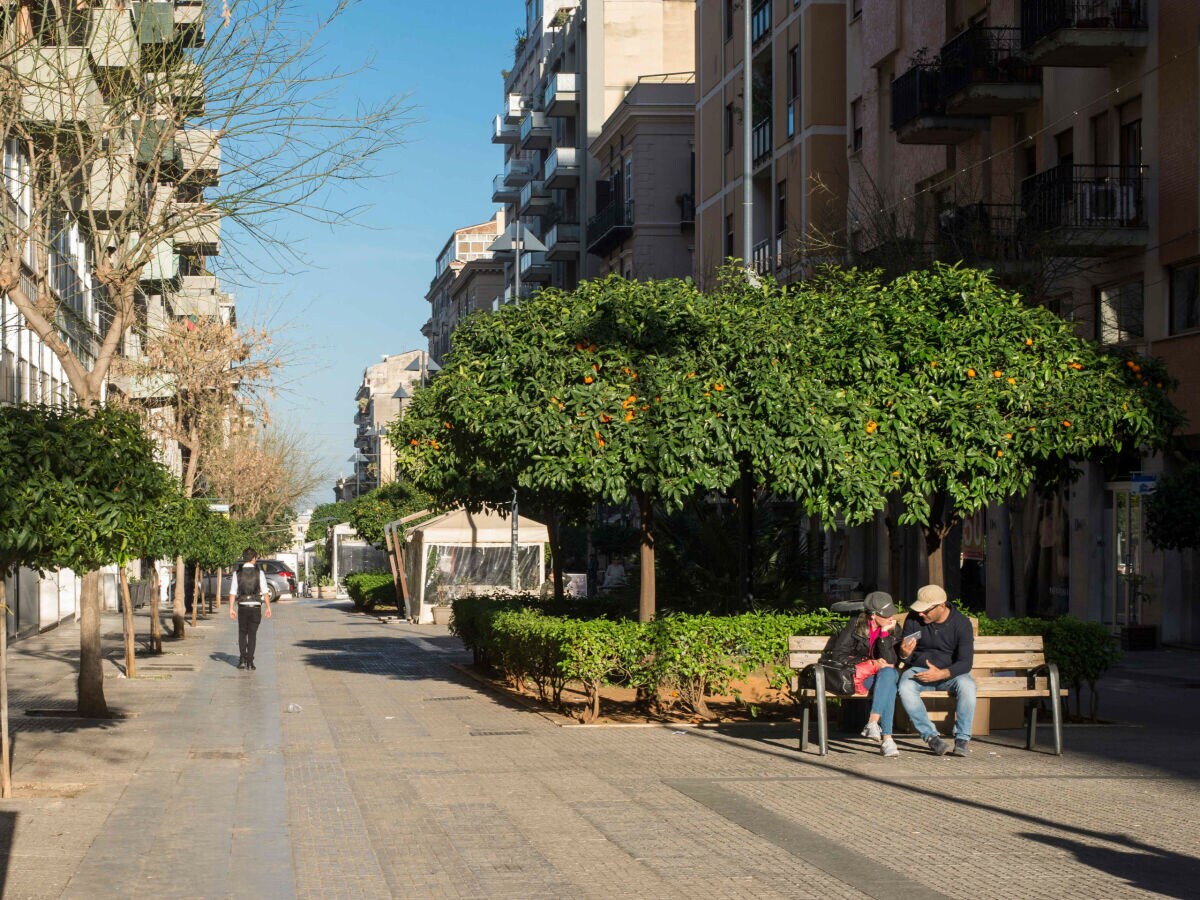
880, 737, 899, 757
861, 721, 883, 742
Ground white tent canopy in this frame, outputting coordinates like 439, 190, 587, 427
396, 507, 547, 624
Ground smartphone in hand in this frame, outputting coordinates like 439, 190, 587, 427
904, 629, 922, 643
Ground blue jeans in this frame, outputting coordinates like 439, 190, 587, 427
861, 666, 899, 735
898, 668, 976, 742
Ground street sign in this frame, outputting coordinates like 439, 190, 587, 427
1129, 473, 1157, 495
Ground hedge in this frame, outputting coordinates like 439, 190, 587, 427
451, 595, 1123, 722
345, 570, 396, 611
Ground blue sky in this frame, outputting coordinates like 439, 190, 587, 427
235, 1, 519, 509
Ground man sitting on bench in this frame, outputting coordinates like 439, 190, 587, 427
898, 584, 976, 758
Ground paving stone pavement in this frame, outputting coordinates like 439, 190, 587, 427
0, 599, 1195, 899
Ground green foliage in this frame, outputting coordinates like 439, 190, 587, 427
346, 481, 431, 548
307, 500, 354, 541
1044, 617, 1123, 696
1145, 462, 1200, 551
344, 570, 395, 610
0, 405, 174, 574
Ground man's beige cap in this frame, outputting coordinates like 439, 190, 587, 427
910, 584, 948, 613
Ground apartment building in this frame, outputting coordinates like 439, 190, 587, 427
491, 1, 695, 302
349, 350, 434, 499
588, 74, 696, 278
1, 0, 228, 630
827, 0, 1199, 645
693, 0, 848, 283
422, 212, 505, 364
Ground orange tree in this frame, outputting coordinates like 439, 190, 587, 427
393, 276, 742, 619
842, 265, 1182, 585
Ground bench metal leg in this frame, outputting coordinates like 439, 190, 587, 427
1026, 701, 1038, 750
800, 703, 810, 753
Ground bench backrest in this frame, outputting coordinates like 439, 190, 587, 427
788, 634, 1046, 671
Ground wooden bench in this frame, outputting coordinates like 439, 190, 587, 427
788, 634, 1066, 756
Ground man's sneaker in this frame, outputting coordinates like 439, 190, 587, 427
861, 721, 883, 742
926, 735, 952, 756
248, 663, 256, 671
236, 661, 246, 670
952, 739, 971, 757
880, 737, 899, 758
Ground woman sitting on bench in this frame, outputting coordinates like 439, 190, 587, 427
825, 592, 902, 757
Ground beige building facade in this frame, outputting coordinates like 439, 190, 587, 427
423, 212, 506, 364
351, 351, 433, 498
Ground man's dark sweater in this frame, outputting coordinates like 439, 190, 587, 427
900, 606, 974, 678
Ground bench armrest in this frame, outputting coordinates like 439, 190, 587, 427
1029, 661, 1063, 696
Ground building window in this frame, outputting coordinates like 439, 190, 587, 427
725, 103, 735, 153
776, 180, 787, 239
725, 213, 735, 259
725, 0, 734, 40
1097, 280, 1143, 345
624, 157, 633, 205
851, 0, 863, 19
851, 98, 863, 152
786, 46, 799, 138
1170, 263, 1200, 334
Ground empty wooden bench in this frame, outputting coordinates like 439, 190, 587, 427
788, 634, 1066, 756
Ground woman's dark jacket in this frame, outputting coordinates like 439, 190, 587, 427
824, 614, 899, 667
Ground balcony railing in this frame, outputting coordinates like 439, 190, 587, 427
890, 66, 942, 132
751, 0, 772, 47
586, 198, 634, 255
519, 111, 551, 149
936, 203, 1029, 264
939, 26, 1040, 103
679, 192, 695, 225
492, 114, 518, 144
503, 157, 535, 186
752, 116, 772, 167
1021, 164, 1147, 232
544, 146, 580, 188
751, 239, 773, 274
544, 72, 578, 116
1021, 0, 1148, 52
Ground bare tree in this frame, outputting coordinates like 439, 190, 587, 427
0, 0, 408, 714
201, 423, 326, 525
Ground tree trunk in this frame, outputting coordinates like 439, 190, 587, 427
546, 508, 564, 604
0, 577, 12, 798
216, 570, 224, 620
148, 563, 162, 655
191, 562, 201, 627
77, 570, 108, 718
119, 567, 136, 678
736, 461, 755, 611
636, 492, 655, 623
924, 528, 946, 589
172, 555, 187, 638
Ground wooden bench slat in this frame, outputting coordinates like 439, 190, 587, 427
793, 687, 1067, 699
788, 652, 824, 667
968, 652, 1048, 669
974, 636, 1045, 651
788, 636, 832, 652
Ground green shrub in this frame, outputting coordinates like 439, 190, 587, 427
344, 570, 395, 611
1045, 617, 1122, 719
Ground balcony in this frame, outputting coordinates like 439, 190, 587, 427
587, 199, 634, 256
492, 114, 519, 144
14, 47, 103, 128
544, 147, 580, 189
134, 1, 174, 44
136, 118, 178, 165
505, 93, 526, 124
503, 157, 535, 186
939, 26, 1041, 116
75, 157, 133, 222
177, 128, 220, 184
1021, 0, 1149, 67
519, 111, 552, 150
519, 180, 551, 215
751, 0, 772, 48
545, 73, 578, 117
752, 116, 772, 168
936, 203, 1031, 269
171, 274, 224, 318
751, 239, 773, 274
890, 66, 989, 145
146, 59, 205, 116
173, 0, 206, 48
88, 4, 139, 69
492, 174, 519, 203
172, 201, 222, 255
519, 250, 552, 282
545, 222, 581, 261
1021, 164, 1148, 254
109, 371, 176, 402
139, 238, 180, 283
679, 193, 695, 228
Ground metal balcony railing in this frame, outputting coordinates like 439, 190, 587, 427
1021, 0, 1148, 50
586, 198, 634, 255
1021, 164, 1147, 231
679, 193, 695, 225
936, 203, 1029, 263
751, 239, 773, 274
939, 25, 1039, 99
890, 65, 942, 131
751, 0, 772, 47
752, 116, 772, 167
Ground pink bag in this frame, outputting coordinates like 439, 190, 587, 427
852, 660, 878, 695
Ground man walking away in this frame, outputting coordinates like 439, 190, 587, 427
897, 584, 975, 757
228, 548, 272, 670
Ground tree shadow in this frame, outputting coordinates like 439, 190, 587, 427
1017, 831, 1200, 899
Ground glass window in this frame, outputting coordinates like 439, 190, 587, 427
787, 46, 799, 138
725, 0, 734, 40
725, 214, 735, 259
624, 157, 633, 203
776, 180, 787, 239
725, 103, 735, 152
1170, 263, 1200, 334
851, 98, 863, 152
852, 0, 863, 18
1097, 280, 1143, 345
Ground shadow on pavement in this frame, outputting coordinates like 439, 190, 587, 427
1019, 831, 1200, 899
209, 651, 241, 668
0, 810, 13, 894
